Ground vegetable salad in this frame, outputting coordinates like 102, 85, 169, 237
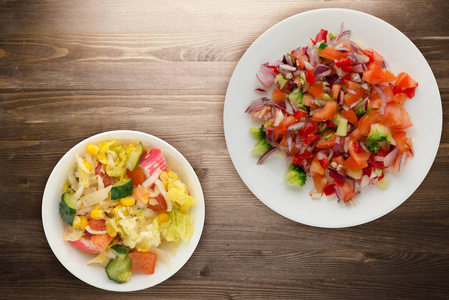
246, 25, 417, 204
60, 140, 195, 283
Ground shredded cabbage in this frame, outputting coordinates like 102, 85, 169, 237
153, 203, 193, 244
163, 171, 195, 211
106, 208, 161, 252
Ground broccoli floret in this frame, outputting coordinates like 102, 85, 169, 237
354, 105, 367, 116
284, 164, 307, 187
365, 140, 380, 153
250, 125, 266, 139
251, 138, 272, 156
250, 125, 272, 156
317, 42, 328, 51
288, 87, 305, 110
367, 123, 389, 142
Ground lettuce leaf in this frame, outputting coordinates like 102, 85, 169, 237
153, 203, 193, 244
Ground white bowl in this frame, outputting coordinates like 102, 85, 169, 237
42, 130, 205, 291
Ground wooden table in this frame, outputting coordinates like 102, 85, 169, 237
1, 1, 448, 298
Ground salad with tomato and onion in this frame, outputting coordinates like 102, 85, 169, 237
59, 140, 195, 283
246, 25, 417, 203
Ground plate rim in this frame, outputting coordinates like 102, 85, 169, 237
223, 8, 442, 228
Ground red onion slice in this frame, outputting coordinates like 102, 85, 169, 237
329, 168, 347, 184
256, 63, 276, 89
245, 97, 270, 114
383, 148, 399, 168
257, 147, 278, 165
288, 121, 306, 131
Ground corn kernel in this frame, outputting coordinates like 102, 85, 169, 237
106, 221, 117, 237
120, 197, 136, 207
158, 213, 170, 223
90, 209, 105, 220
72, 216, 81, 229
86, 144, 99, 155
126, 143, 136, 156
79, 215, 88, 230
83, 161, 92, 171
62, 182, 69, 193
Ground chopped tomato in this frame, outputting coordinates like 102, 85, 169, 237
383, 69, 397, 82
127, 165, 146, 186
147, 194, 167, 213
344, 80, 365, 106
320, 158, 330, 169
331, 83, 342, 100
312, 174, 326, 193
335, 57, 352, 72
394, 72, 418, 98
315, 29, 328, 43
395, 72, 418, 90
303, 94, 319, 109
317, 129, 337, 149
267, 65, 280, 74
293, 150, 313, 166
340, 183, 356, 202
319, 47, 348, 60
129, 251, 158, 275
88, 219, 107, 231
329, 170, 345, 186
273, 87, 287, 102
274, 115, 297, 135
363, 62, 384, 85
393, 93, 407, 106
383, 102, 413, 130
310, 101, 337, 122
306, 70, 316, 85
363, 49, 374, 64
349, 140, 370, 165
310, 158, 325, 176
294, 110, 307, 119
341, 156, 368, 170
341, 109, 358, 126
358, 110, 382, 135
323, 184, 335, 196
94, 163, 113, 187
368, 95, 383, 109
91, 234, 113, 251
299, 121, 320, 145
392, 131, 409, 153
308, 82, 325, 98
332, 155, 345, 165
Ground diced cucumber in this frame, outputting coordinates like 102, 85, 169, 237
59, 193, 77, 226
110, 179, 133, 200
111, 244, 130, 260
346, 169, 363, 180
105, 256, 132, 284
336, 117, 348, 136
126, 142, 143, 171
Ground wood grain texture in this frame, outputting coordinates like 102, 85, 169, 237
1, 0, 449, 299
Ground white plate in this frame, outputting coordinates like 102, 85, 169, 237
42, 130, 205, 291
224, 8, 442, 228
